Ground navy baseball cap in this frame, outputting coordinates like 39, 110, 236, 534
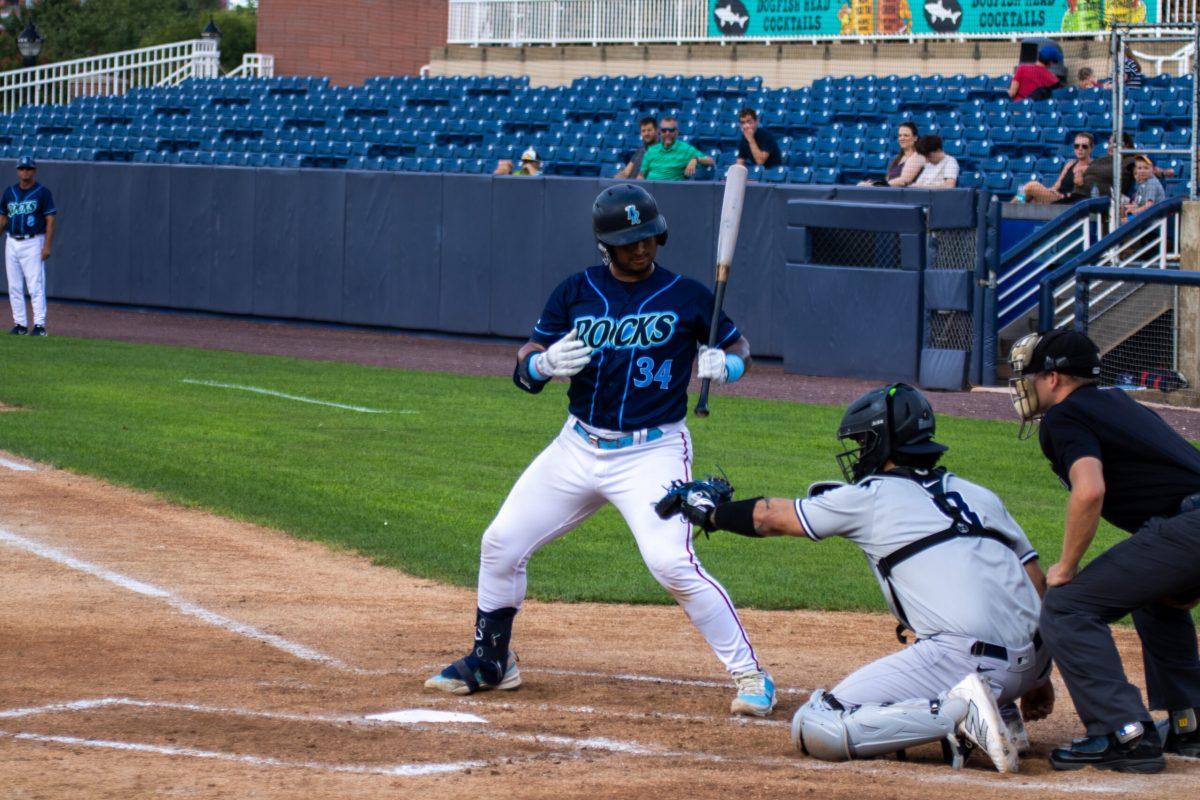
1038, 45, 1062, 64
1018, 329, 1101, 378
16, 155, 35, 169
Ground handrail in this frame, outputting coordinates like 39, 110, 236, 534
0, 39, 219, 114
1073, 264, 1200, 335
1037, 197, 1185, 331
999, 197, 1108, 269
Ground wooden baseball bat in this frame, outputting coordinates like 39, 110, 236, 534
695, 163, 748, 418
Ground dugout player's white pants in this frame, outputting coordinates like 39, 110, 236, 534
476, 415, 762, 676
5, 234, 46, 328
831, 632, 1051, 708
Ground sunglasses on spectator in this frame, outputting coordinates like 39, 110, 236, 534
1074, 143, 1092, 149
660, 127, 677, 132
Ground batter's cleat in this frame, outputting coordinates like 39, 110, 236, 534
29, 325, 46, 337
731, 670, 776, 717
9, 325, 26, 335
424, 652, 521, 696
1000, 702, 1031, 755
947, 673, 1019, 773
1049, 726, 1165, 773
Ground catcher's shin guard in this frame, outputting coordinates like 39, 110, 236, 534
792, 690, 960, 762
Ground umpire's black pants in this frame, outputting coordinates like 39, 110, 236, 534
1040, 509, 1200, 737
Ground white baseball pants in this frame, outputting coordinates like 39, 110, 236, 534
476, 415, 762, 676
6, 234, 46, 328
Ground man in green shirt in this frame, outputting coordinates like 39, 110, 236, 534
638, 116, 714, 181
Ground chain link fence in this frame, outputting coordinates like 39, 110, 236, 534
810, 227, 901, 269
1078, 272, 1200, 408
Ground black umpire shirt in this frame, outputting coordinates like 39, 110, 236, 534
737, 127, 782, 168
1039, 384, 1200, 533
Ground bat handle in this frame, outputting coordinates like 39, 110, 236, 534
695, 379, 712, 417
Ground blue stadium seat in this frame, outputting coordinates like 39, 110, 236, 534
985, 171, 1013, 194
788, 166, 812, 184
811, 167, 839, 185
957, 171, 984, 189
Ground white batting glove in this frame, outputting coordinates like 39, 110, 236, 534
535, 330, 593, 378
697, 346, 728, 385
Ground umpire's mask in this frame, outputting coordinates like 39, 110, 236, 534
1008, 329, 1102, 440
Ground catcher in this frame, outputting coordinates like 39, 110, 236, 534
656, 383, 1055, 772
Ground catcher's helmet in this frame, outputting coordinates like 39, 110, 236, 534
836, 383, 947, 483
592, 184, 668, 260
1007, 328, 1101, 439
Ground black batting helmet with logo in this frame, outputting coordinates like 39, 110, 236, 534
592, 184, 669, 248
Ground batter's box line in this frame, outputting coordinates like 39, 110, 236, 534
421, 662, 808, 695
0, 697, 1167, 794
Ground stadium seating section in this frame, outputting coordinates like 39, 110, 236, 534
0, 72, 1193, 200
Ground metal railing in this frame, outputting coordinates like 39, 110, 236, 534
1161, 0, 1199, 23
996, 198, 1109, 332
0, 40, 219, 114
227, 53, 276, 79
1037, 196, 1184, 331
449, 0, 707, 46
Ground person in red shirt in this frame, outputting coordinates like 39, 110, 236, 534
1009, 46, 1063, 101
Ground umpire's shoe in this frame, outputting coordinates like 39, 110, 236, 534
29, 325, 46, 337
1159, 710, 1200, 758
947, 673, 1019, 773
731, 670, 776, 717
1049, 722, 1166, 774
424, 652, 521, 696
9, 324, 26, 335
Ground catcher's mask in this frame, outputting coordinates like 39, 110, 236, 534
836, 383, 947, 483
592, 183, 668, 267
1007, 329, 1102, 439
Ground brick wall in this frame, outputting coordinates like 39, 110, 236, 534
258, 0, 447, 85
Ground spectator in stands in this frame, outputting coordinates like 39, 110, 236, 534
913, 135, 959, 188
616, 117, 658, 179
735, 107, 782, 169
1122, 156, 1166, 222
859, 122, 924, 187
1076, 67, 1098, 89
1009, 45, 1063, 101
1020, 132, 1094, 204
1122, 54, 1145, 88
1075, 133, 1141, 201
638, 116, 714, 181
495, 148, 542, 176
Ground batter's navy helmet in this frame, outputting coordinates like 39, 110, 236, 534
835, 383, 947, 483
592, 184, 669, 248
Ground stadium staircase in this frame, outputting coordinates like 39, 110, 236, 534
0, 70, 1192, 195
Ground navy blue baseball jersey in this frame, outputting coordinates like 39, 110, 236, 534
2, 183, 56, 237
531, 263, 739, 431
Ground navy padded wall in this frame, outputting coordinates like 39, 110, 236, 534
439, 174, 492, 334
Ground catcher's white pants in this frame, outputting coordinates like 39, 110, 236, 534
831, 632, 1051, 707
476, 415, 762, 675
5, 234, 46, 328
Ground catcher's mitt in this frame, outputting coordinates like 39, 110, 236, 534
654, 475, 734, 533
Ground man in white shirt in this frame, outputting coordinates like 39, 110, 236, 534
915, 135, 960, 189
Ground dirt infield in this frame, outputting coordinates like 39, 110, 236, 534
2, 454, 1198, 799
2, 302, 1198, 797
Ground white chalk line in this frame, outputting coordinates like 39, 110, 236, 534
181, 379, 411, 415
425, 663, 807, 695
0, 528, 370, 675
430, 696, 789, 729
0, 456, 34, 471
0, 697, 1161, 794
0, 730, 485, 777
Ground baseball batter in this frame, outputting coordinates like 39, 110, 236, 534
657, 384, 1055, 771
425, 184, 775, 716
2, 156, 55, 337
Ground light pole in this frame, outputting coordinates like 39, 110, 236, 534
17, 17, 43, 69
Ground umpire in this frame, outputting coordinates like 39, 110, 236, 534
1009, 328, 1200, 773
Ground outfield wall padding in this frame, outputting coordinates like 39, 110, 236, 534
1, 162, 989, 373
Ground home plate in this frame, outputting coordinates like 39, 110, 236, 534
367, 709, 488, 724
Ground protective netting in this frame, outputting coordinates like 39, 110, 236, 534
929, 228, 976, 271
926, 309, 975, 352
810, 227, 902, 268
1080, 277, 1199, 407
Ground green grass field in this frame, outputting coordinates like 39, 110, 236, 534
0, 334, 1134, 611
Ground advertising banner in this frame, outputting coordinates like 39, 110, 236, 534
708, 0, 1157, 38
